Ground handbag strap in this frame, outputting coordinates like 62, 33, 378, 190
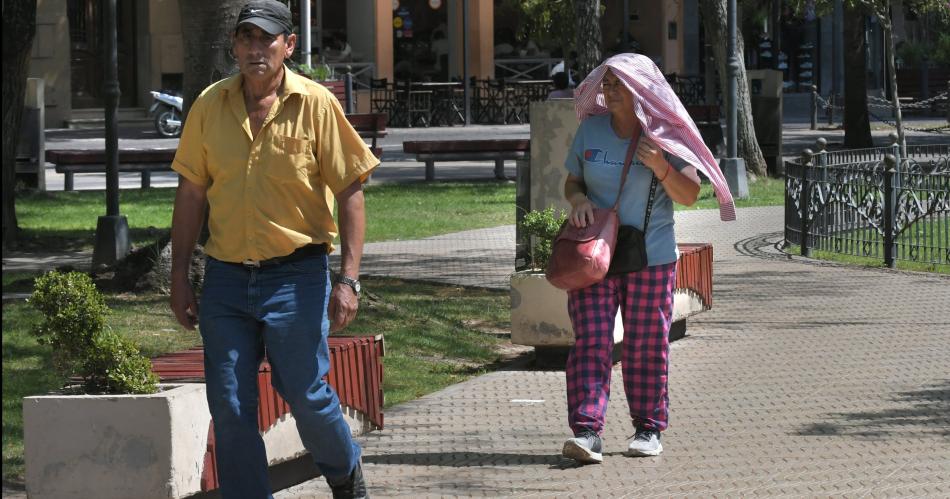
612, 135, 660, 234
642, 174, 659, 233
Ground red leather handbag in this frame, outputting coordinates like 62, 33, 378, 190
545, 140, 637, 291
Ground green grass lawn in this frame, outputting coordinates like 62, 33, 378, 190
787, 219, 950, 274
0, 276, 508, 484
684, 176, 785, 211
787, 244, 949, 274
12, 181, 516, 251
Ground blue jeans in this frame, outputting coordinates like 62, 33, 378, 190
199, 256, 361, 499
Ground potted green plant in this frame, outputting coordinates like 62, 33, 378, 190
510, 207, 627, 355
22, 271, 212, 499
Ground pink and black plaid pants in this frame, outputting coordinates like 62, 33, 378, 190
566, 261, 677, 435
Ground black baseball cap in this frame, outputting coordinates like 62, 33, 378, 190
236, 0, 293, 36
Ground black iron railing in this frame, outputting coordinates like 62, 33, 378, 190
785, 135, 950, 269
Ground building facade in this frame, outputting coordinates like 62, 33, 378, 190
30, 0, 703, 127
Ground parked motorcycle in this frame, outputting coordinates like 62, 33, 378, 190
149, 90, 183, 138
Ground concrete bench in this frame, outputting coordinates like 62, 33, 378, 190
46, 148, 176, 191
402, 139, 530, 181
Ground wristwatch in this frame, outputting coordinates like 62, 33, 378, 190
335, 275, 361, 296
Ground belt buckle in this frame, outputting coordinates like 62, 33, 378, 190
242, 259, 261, 268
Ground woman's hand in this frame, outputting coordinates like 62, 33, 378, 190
564, 174, 594, 228
636, 138, 669, 177
569, 194, 595, 228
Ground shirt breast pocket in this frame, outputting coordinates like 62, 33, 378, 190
265, 135, 314, 183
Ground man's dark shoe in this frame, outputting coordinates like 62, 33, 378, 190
626, 426, 663, 456
561, 429, 603, 464
327, 461, 369, 499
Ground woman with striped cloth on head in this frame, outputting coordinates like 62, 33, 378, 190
560, 53, 735, 464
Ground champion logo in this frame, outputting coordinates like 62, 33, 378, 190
584, 149, 603, 162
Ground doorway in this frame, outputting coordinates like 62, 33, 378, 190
68, 0, 138, 108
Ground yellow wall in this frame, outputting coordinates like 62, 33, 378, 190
375, 0, 394, 80
148, 0, 184, 80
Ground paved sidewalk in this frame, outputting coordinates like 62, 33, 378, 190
278, 206, 950, 498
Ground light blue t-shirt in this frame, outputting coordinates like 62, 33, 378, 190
565, 114, 689, 266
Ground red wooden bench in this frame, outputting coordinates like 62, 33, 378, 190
150, 334, 384, 493
46, 148, 176, 191
402, 139, 530, 181
346, 112, 388, 159
46, 113, 384, 191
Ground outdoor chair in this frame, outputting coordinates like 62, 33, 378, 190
370, 78, 395, 119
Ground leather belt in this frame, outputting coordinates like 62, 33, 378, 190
233, 244, 328, 269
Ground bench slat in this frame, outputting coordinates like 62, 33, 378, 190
403, 139, 530, 154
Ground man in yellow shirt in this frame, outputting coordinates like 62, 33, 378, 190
169, 2, 376, 497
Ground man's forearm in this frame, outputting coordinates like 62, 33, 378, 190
336, 182, 366, 278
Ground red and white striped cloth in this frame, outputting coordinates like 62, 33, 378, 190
574, 53, 736, 221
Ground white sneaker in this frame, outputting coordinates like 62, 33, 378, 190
562, 431, 603, 464
626, 427, 663, 456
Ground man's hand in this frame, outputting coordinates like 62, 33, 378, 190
328, 282, 358, 332
170, 275, 199, 330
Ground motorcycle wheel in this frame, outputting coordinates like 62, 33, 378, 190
154, 106, 182, 138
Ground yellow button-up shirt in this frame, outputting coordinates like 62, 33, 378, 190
172, 67, 379, 262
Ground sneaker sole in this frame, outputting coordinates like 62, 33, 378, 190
625, 442, 663, 457
562, 440, 603, 464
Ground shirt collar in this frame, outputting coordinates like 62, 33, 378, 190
223, 64, 310, 98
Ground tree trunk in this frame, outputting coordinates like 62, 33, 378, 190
698, 0, 768, 177
178, 0, 242, 245
573, 0, 602, 80
2, 0, 37, 248
882, 23, 906, 157
843, 10, 873, 148
178, 0, 242, 116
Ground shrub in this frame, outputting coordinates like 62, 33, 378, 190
521, 207, 567, 270
29, 271, 158, 394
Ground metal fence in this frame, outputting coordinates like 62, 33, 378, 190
785, 136, 950, 269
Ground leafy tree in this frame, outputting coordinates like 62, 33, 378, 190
790, 0, 950, 155
573, 0, 603, 79
699, 0, 769, 177
2, 0, 37, 247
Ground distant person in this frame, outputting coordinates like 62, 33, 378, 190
550, 48, 576, 86
547, 72, 574, 99
169, 1, 376, 497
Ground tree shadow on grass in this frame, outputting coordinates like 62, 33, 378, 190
796, 380, 950, 439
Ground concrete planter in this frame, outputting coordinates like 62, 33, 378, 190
23, 383, 359, 499
510, 271, 624, 348
510, 271, 705, 350
24, 383, 212, 499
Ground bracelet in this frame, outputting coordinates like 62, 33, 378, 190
657, 163, 672, 182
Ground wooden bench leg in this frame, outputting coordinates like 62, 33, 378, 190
141, 171, 151, 189
64, 172, 74, 191
494, 159, 506, 180
425, 160, 435, 181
